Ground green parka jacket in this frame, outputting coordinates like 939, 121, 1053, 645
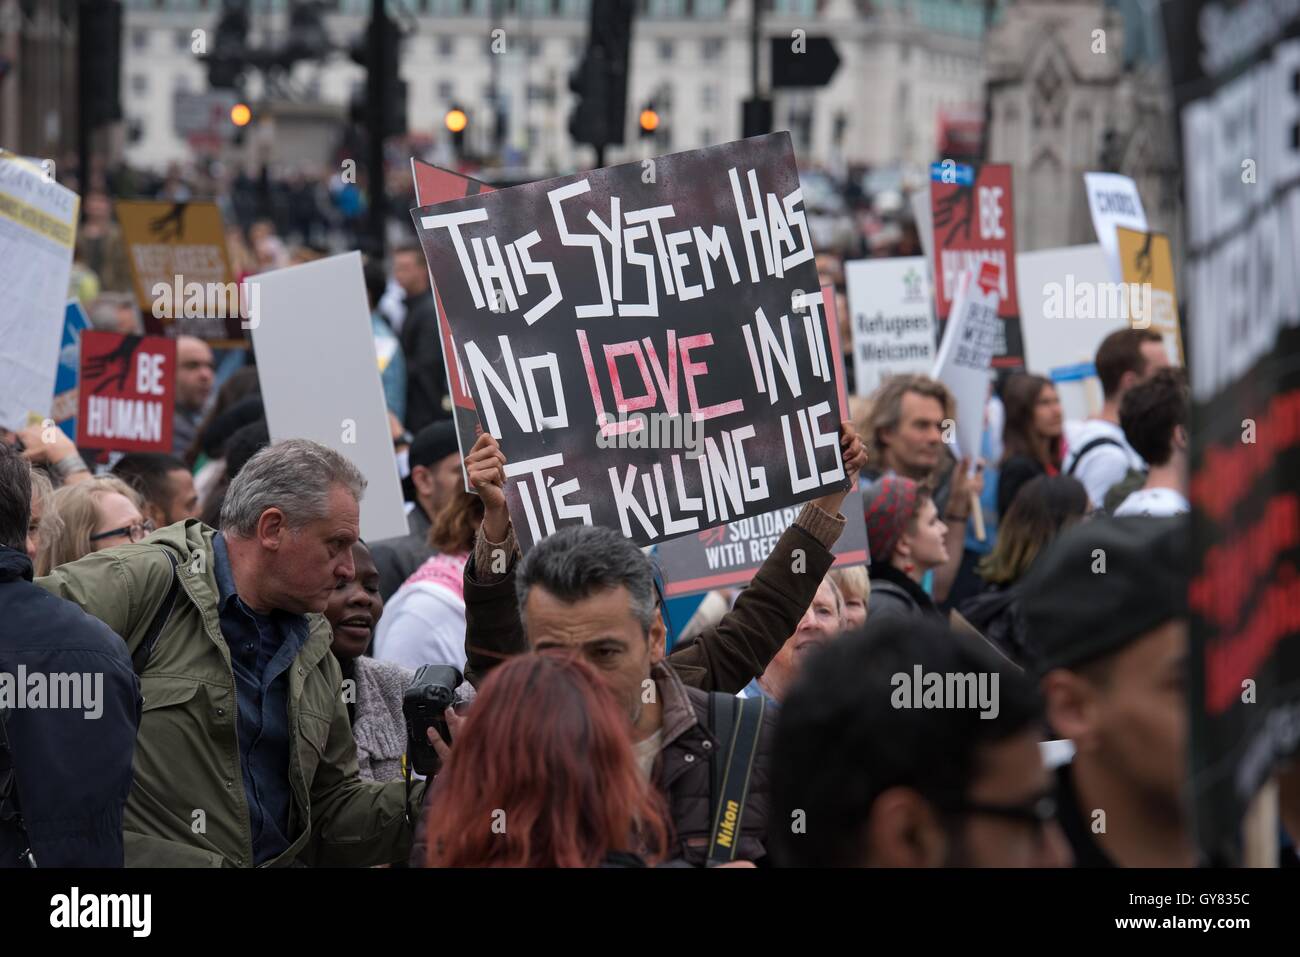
37, 520, 423, 867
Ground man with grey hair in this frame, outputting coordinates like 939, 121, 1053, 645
37, 438, 425, 867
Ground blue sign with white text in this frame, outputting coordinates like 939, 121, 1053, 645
51, 300, 90, 442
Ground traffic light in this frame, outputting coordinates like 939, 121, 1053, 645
230, 103, 252, 127
638, 104, 659, 139
208, 0, 250, 90
79, 0, 123, 128
568, 0, 634, 159
445, 106, 468, 156
349, 11, 406, 139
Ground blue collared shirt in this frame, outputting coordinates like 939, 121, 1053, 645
211, 533, 312, 866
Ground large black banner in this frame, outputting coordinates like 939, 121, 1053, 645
412, 133, 848, 551
1164, 0, 1300, 863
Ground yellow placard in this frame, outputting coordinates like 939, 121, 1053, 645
1117, 226, 1183, 365
115, 199, 243, 346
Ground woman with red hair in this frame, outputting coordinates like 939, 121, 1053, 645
423, 652, 671, 868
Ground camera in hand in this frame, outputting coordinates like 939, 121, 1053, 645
403, 664, 463, 775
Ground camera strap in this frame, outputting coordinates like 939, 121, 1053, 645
132, 549, 180, 677
706, 692, 765, 866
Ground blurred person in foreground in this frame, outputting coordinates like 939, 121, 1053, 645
1114, 368, 1189, 517
0, 443, 139, 867
863, 374, 983, 602
323, 540, 412, 783
1022, 516, 1195, 867
36, 439, 424, 866
771, 615, 1070, 867
459, 424, 866, 864
959, 475, 1089, 666
862, 476, 948, 621
423, 652, 672, 867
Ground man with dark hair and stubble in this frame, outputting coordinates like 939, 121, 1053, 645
0, 442, 140, 867
1022, 516, 1196, 867
457, 424, 868, 865
1114, 368, 1189, 517
771, 615, 1070, 867
112, 452, 201, 529
1064, 328, 1169, 508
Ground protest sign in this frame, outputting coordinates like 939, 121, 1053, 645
928, 161, 1023, 368
412, 133, 848, 552
657, 286, 868, 597
1116, 226, 1184, 365
1084, 172, 1149, 283
51, 300, 91, 442
76, 331, 176, 453
0, 152, 79, 431
115, 199, 244, 346
248, 252, 408, 541
1162, 0, 1300, 864
1016, 243, 1119, 422
931, 261, 1002, 469
845, 256, 936, 397
410, 159, 496, 491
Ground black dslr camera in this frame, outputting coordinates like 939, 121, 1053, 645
403, 665, 463, 776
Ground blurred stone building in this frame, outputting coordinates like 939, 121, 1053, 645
984, 0, 1180, 255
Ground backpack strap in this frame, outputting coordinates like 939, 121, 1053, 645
132, 549, 181, 678
706, 692, 766, 865
1065, 436, 1122, 476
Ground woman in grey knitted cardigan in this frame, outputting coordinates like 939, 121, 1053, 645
324, 541, 415, 783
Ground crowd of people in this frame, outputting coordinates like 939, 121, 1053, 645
0, 183, 1291, 870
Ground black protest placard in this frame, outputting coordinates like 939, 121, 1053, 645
1163, 0, 1300, 863
411, 133, 847, 551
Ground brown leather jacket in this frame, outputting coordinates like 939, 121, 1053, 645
444, 501, 844, 865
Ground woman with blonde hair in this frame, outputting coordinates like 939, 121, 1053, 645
372, 490, 485, 671
36, 476, 150, 575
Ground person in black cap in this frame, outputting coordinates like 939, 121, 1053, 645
371, 420, 462, 600
1020, 515, 1195, 867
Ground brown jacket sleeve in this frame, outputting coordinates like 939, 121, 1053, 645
461, 502, 846, 694
666, 501, 844, 693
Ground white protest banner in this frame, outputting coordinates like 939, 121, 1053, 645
1084, 172, 1149, 284
845, 256, 936, 396
1016, 243, 1127, 422
0, 152, 79, 430
248, 252, 408, 541
932, 261, 1002, 471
